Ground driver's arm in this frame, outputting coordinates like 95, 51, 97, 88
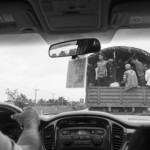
0, 132, 16, 150
0, 107, 41, 150
16, 123, 40, 150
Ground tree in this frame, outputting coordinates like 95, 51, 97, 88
5, 88, 32, 108
69, 48, 77, 55
28, 99, 34, 106
6, 88, 19, 101
46, 99, 56, 106
59, 51, 66, 57
52, 53, 57, 57
38, 99, 46, 106
18, 93, 28, 102
57, 97, 68, 105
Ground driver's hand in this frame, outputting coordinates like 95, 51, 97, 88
11, 107, 40, 129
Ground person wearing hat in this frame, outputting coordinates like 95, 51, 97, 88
120, 64, 138, 90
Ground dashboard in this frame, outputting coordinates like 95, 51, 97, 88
42, 117, 114, 150
39, 111, 142, 150
1, 104, 149, 150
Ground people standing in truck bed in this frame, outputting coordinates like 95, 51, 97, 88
120, 64, 138, 90
116, 59, 125, 82
106, 58, 117, 85
131, 57, 145, 86
95, 53, 108, 86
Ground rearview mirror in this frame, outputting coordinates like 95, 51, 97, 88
49, 38, 101, 58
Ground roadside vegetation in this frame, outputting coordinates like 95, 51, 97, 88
5, 89, 86, 114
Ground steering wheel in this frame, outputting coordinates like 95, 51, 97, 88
0, 103, 23, 141
0, 103, 22, 114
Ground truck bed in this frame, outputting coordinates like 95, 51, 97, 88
86, 86, 150, 112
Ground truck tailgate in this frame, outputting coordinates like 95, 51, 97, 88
86, 87, 150, 107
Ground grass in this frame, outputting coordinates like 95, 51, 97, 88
33, 105, 73, 115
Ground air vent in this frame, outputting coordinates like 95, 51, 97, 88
112, 124, 124, 150
43, 125, 55, 150
58, 120, 72, 129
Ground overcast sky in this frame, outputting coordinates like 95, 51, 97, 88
0, 34, 85, 102
0, 29, 150, 102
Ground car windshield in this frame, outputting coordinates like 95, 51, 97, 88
1, 29, 150, 116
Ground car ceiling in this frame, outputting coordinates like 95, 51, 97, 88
0, 0, 150, 45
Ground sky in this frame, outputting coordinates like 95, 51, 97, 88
0, 34, 85, 102
0, 29, 150, 102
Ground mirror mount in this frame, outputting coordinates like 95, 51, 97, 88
72, 55, 79, 59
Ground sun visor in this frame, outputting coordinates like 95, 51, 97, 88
111, 2, 150, 28
40, 0, 101, 31
0, 2, 42, 33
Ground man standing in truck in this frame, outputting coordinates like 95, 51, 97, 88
106, 58, 117, 85
116, 58, 125, 82
132, 57, 145, 86
95, 53, 108, 86
120, 64, 138, 90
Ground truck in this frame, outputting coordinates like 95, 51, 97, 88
86, 46, 150, 113
86, 86, 150, 113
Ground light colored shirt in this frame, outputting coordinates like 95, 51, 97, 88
145, 69, 150, 86
0, 132, 22, 150
123, 69, 138, 90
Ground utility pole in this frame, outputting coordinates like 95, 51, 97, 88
51, 92, 56, 105
51, 93, 55, 100
33, 88, 39, 105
